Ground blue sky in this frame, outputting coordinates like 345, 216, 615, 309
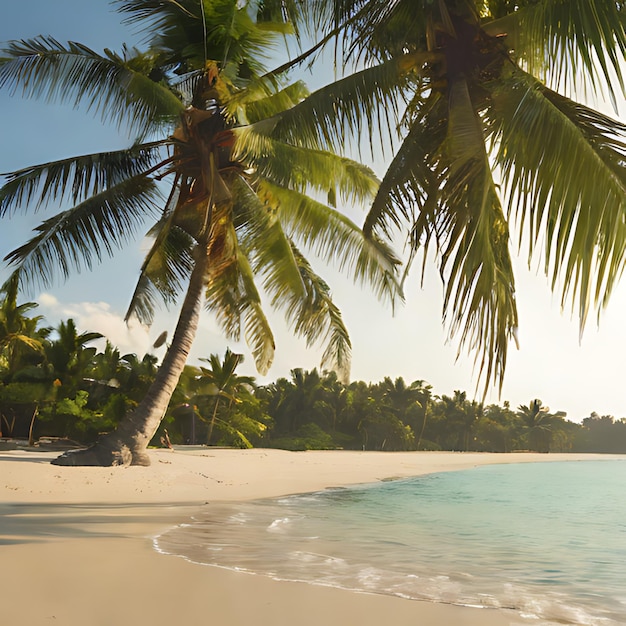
1, 1, 626, 421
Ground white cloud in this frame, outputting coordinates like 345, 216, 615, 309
38, 292, 60, 308
38, 293, 153, 357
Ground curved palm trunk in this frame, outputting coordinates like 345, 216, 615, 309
206, 396, 221, 445
52, 246, 209, 466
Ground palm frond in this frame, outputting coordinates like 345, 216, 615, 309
364, 92, 447, 240
439, 160, 518, 395
259, 180, 402, 304
433, 77, 518, 394
232, 175, 379, 380
4, 175, 160, 290
232, 185, 349, 381
115, 0, 283, 77
114, 0, 199, 30
489, 69, 626, 328
3, 333, 44, 353
169, 69, 204, 104
226, 80, 309, 124
0, 37, 184, 134
232, 175, 307, 307
232, 129, 379, 204
234, 185, 353, 379
204, 245, 276, 376
288, 245, 352, 383
484, 0, 626, 100
0, 141, 166, 218
342, 0, 431, 63
125, 216, 196, 325
268, 54, 428, 153
287, 0, 411, 64
446, 78, 486, 163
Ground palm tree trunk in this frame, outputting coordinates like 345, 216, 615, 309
416, 412, 427, 451
206, 396, 220, 445
52, 245, 210, 466
28, 405, 38, 447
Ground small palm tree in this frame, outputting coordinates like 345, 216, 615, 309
439, 390, 483, 450
280, 368, 327, 432
44, 319, 103, 388
193, 348, 255, 445
516, 398, 563, 452
0, 275, 48, 381
0, 1, 400, 465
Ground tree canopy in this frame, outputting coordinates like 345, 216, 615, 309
0, 0, 401, 464
272, 0, 626, 392
0, 2, 624, 465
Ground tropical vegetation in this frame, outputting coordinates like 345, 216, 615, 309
2, 295, 625, 454
1, 1, 625, 463
0, 0, 400, 465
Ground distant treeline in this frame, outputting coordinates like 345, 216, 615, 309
1, 305, 624, 453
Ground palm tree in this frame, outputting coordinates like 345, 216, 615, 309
411, 380, 432, 451
314, 369, 347, 433
275, 0, 626, 393
0, 275, 48, 381
438, 390, 482, 450
44, 319, 103, 389
377, 376, 432, 448
478, 401, 522, 452
0, 275, 51, 440
167, 356, 267, 447
88, 342, 124, 387
0, 1, 400, 465
192, 348, 255, 445
516, 398, 566, 452
282, 368, 330, 432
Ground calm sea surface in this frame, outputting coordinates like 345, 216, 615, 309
155, 460, 626, 625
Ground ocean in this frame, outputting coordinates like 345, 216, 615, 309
154, 459, 626, 625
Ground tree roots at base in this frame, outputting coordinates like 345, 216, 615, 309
51, 437, 151, 467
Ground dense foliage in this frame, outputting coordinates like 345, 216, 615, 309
2, 295, 624, 454
0, 0, 400, 465
0, 1, 624, 464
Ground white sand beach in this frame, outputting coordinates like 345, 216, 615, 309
0, 449, 617, 625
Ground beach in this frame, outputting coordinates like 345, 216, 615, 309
0, 449, 616, 625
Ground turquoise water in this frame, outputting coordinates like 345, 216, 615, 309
155, 460, 626, 625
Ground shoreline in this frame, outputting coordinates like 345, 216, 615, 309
1, 449, 620, 625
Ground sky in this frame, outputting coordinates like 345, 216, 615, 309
1, 1, 626, 421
